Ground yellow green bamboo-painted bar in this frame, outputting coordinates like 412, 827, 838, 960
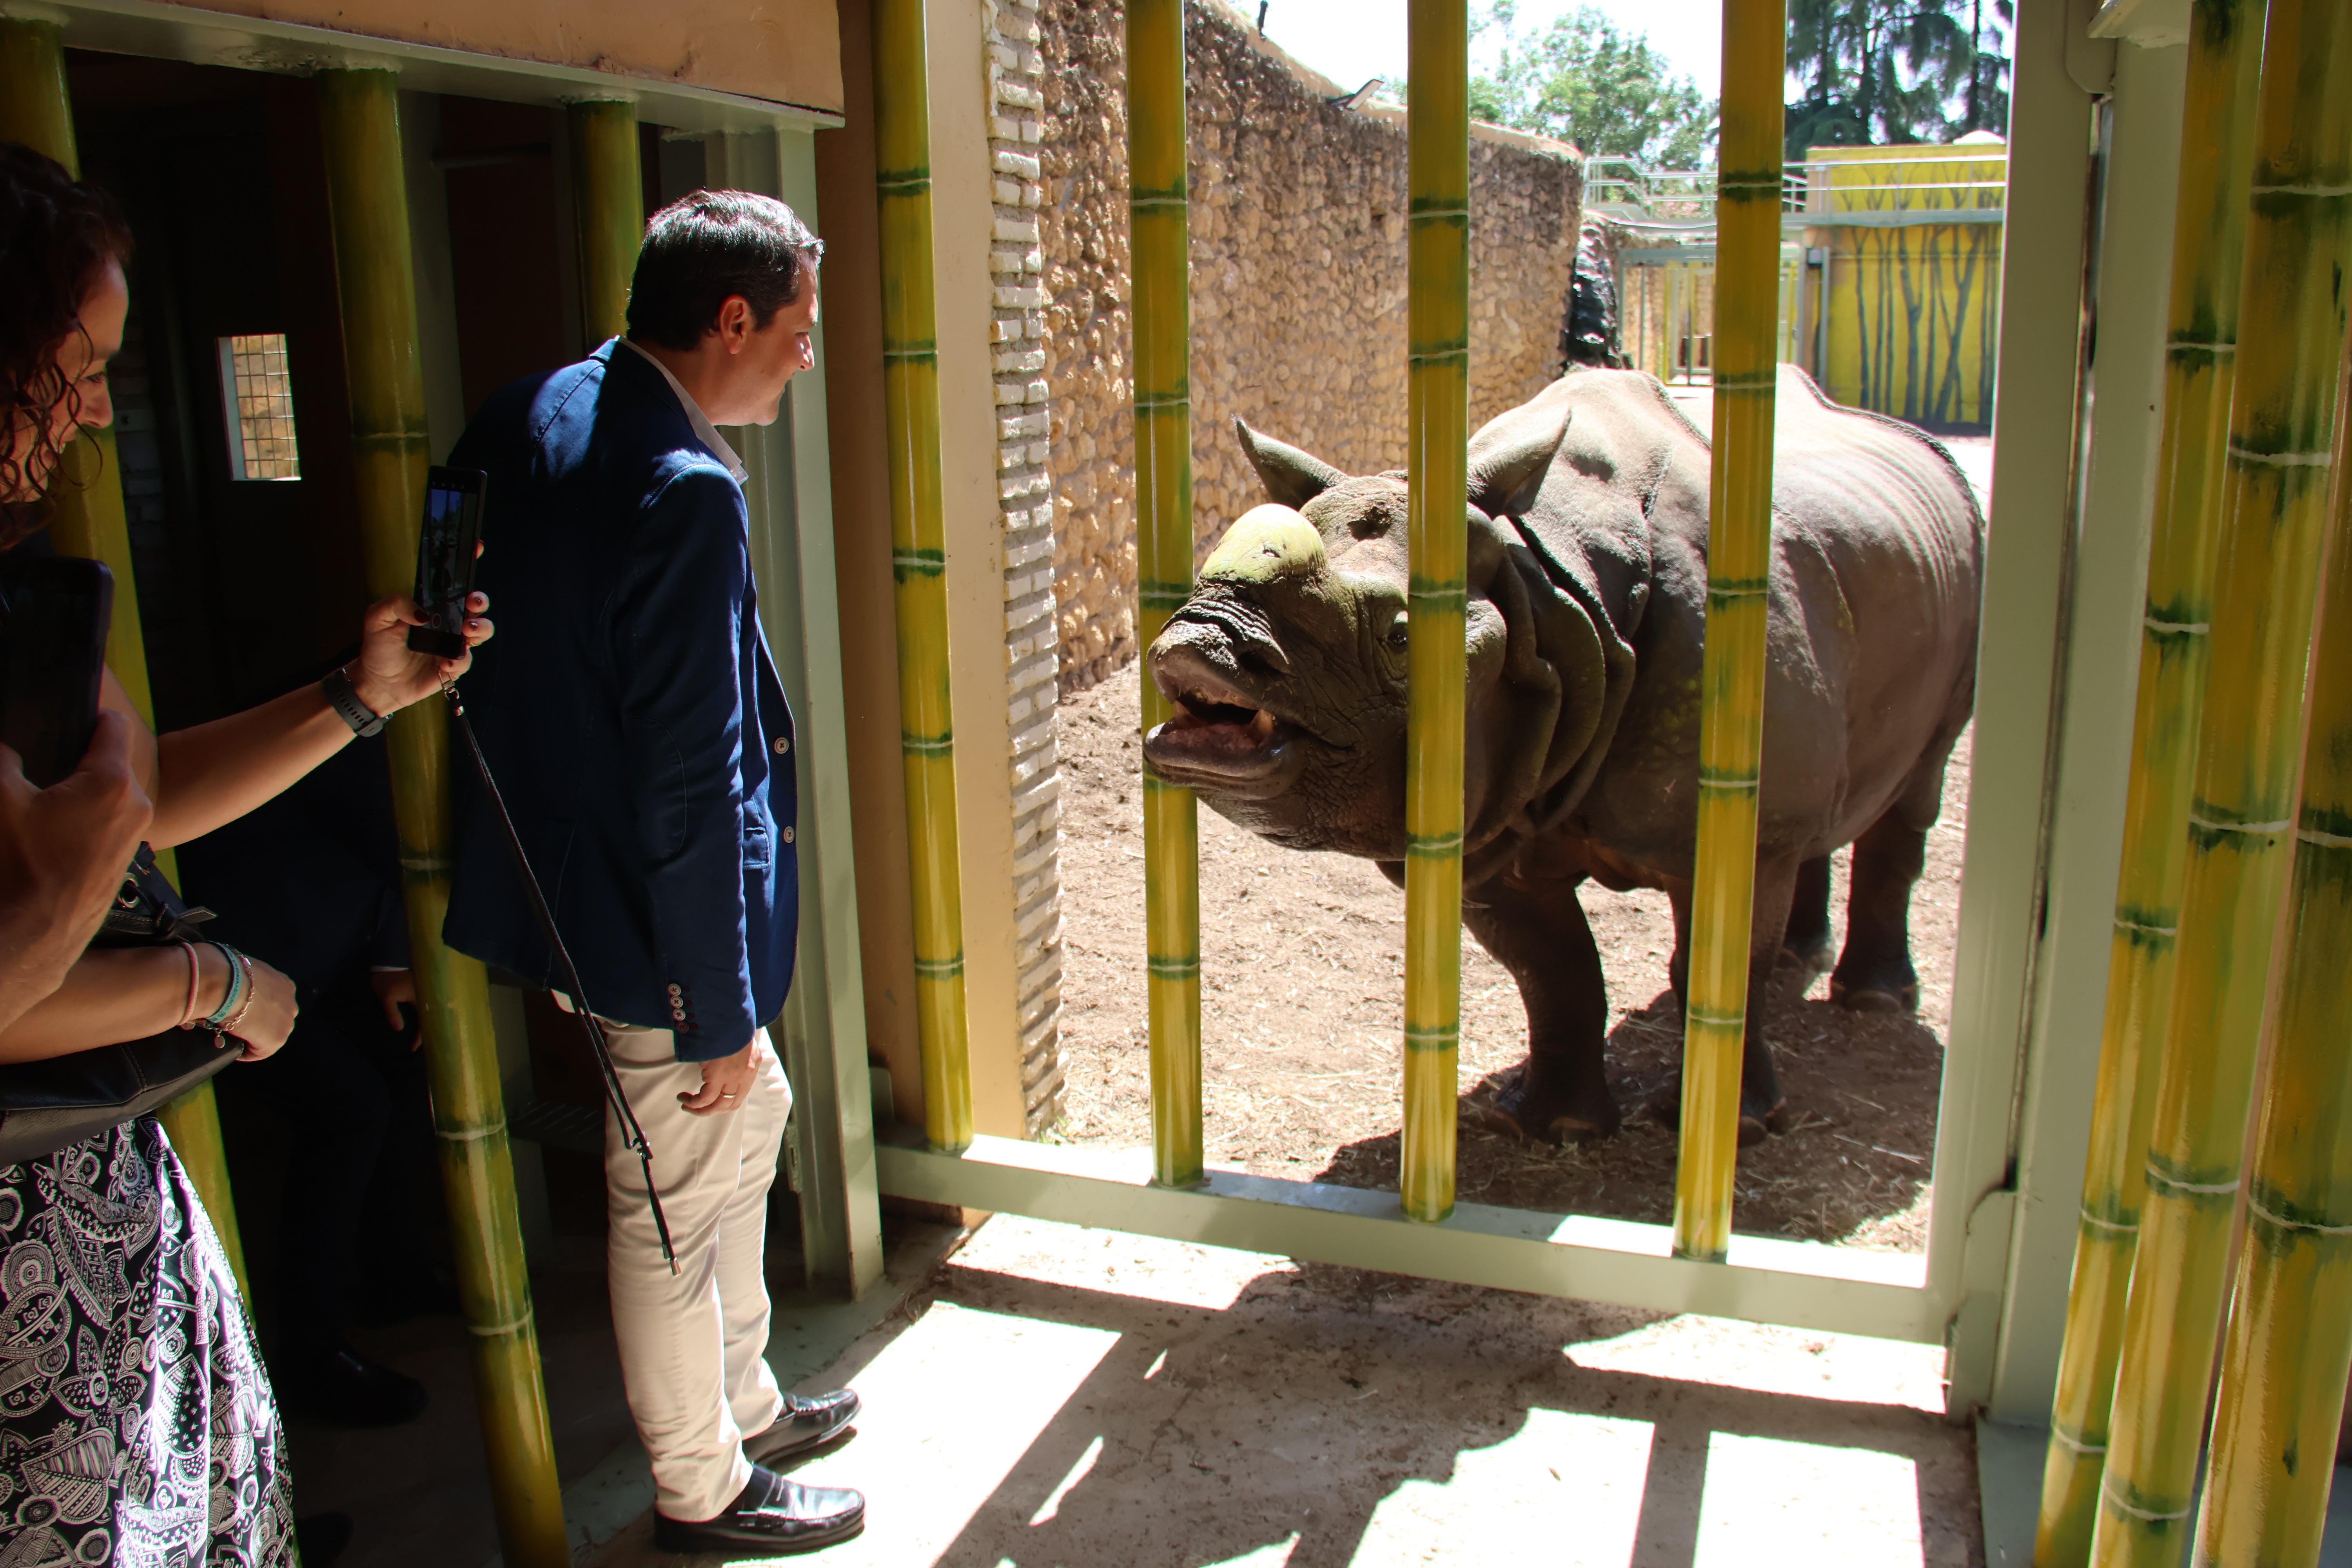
566, 100, 644, 343
2089, 2, 2352, 1559
1661, 264, 1677, 381
315, 70, 569, 1568
872, 0, 975, 1151
0, 14, 252, 1290
2033, 1, 2266, 1559
1670, 0, 1785, 1264
2194, 333, 2352, 1568
1401, 0, 1468, 1226
0, 18, 77, 183
1127, 0, 1204, 1189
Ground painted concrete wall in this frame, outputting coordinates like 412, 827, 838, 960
815, 0, 1033, 1142
811, 0, 927, 1133
931, 0, 1032, 1141
156, 0, 844, 111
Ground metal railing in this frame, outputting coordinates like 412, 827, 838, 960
1586, 152, 2007, 232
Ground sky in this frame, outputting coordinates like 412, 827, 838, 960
1252, 0, 1726, 103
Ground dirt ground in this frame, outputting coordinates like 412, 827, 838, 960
1049, 423, 1990, 1253
591, 1216, 1983, 1568
1051, 664, 1965, 1250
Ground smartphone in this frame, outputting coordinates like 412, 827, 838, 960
407, 466, 487, 659
0, 556, 114, 788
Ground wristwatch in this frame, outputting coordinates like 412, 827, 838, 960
322, 666, 388, 738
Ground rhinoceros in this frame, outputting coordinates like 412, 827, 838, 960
1141, 365, 1983, 1145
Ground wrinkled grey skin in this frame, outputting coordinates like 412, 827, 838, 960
1143, 366, 1983, 1144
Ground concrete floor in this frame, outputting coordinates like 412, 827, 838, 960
285, 1233, 638, 1568
583, 1216, 1982, 1568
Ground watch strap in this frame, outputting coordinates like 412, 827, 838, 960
322, 666, 387, 738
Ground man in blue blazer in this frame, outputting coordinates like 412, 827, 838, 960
445, 191, 864, 1555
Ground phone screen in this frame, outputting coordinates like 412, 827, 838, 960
409, 468, 486, 659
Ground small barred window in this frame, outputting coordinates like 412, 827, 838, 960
217, 334, 301, 481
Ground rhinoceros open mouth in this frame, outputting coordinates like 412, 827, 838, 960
1142, 649, 1304, 794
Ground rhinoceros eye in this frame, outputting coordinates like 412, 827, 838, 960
1385, 611, 1408, 648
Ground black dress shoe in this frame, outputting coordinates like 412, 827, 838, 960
652, 1465, 865, 1555
281, 1347, 429, 1428
744, 1388, 862, 1466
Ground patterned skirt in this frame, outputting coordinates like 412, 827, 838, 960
0, 1118, 293, 1568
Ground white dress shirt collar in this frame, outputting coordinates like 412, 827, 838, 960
617, 338, 749, 483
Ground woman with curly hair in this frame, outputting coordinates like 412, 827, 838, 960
0, 152, 149, 1041
0, 141, 493, 1566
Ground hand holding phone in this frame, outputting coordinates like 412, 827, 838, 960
408, 467, 487, 660
355, 466, 493, 716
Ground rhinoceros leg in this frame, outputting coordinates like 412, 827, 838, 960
1660, 856, 1800, 1145
1780, 855, 1836, 980
1466, 876, 1622, 1144
1830, 735, 1956, 1013
1830, 808, 1928, 1011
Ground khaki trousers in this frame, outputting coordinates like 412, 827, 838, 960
599, 1020, 793, 1522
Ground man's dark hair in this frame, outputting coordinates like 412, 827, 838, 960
624, 190, 824, 352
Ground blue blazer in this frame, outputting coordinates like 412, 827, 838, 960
442, 340, 795, 1061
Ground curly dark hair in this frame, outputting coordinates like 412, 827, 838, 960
2, 142, 134, 548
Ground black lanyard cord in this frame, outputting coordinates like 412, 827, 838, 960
440, 681, 678, 1275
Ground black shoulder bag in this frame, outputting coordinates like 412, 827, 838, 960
0, 846, 241, 1164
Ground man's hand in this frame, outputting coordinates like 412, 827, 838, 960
0, 712, 155, 1030
680, 1036, 761, 1116
372, 968, 418, 1039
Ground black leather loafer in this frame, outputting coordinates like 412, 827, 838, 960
652, 1466, 865, 1555
744, 1387, 862, 1466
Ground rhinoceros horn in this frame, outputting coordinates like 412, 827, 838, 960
1234, 418, 1350, 510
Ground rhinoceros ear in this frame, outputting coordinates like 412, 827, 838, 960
1466, 401, 1572, 519
1236, 418, 1349, 510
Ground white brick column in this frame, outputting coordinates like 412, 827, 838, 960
987, 0, 1067, 1132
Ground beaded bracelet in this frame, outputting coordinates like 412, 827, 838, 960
200, 943, 247, 1031
216, 951, 260, 1039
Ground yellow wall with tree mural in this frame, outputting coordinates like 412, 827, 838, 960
1807, 140, 2006, 429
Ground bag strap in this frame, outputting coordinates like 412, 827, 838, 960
96, 843, 216, 947
439, 683, 678, 1274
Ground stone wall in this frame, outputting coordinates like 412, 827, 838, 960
984, 0, 1070, 1133
1037, 0, 1584, 690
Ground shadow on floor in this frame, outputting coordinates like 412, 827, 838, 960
922, 1271, 1973, 1567
252, 1170, 956, 1568
588, 1219, 1976, 1568
281, 1234, 634, 1568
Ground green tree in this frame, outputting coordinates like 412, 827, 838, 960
1958, 0, 2014, 135
1461, 3, 1718, 166
1784, 0, 2010, 152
